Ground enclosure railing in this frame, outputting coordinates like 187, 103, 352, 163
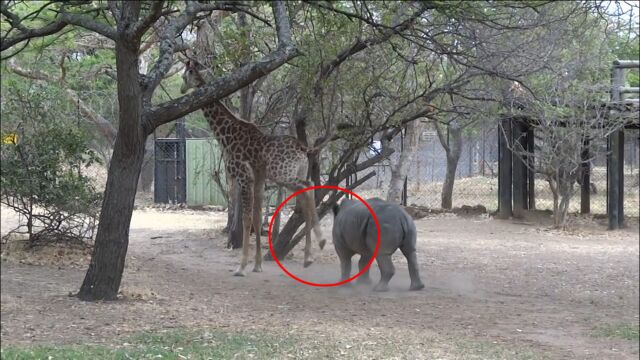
607, 60, 639, 229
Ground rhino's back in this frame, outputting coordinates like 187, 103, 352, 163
365, 199, 415, 251
367, 198, 412, 225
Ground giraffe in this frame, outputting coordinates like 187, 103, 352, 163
181, 60, 326, 276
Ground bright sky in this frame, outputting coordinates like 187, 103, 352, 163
608, 1, 640, 27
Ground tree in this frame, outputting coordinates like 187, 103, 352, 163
266, 0, 608, 255
507, 82, 630, 227
2, 0, 629, 296
387, 120, 423, 204
434, 118, 462, 209
498, 1, 638, 226
2, 0, 300, 300
1, 81, 102, 247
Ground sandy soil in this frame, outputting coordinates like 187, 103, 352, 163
1, 205, 638, 359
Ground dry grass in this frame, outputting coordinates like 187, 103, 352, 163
358, 166, 639, 216
0, 234, 92, 269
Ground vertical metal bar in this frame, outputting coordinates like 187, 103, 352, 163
580, 139, 591, 214
608, 131, 622, 229
618, 131, 625, 227
177, 138, 186, 204
527, 126, 535, 210
396, 128, 405, 205
512, 120, 526, 218
606, 131, 611, 225
498, 118, 513, 219
608, 63, 625, 229
481, 128, 486, 177
154, 139, 159, 203
402, 176, 408, 206
521, 124, 529, 210
155, 141, 169, 204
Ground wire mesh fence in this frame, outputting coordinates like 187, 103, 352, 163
158, 121, 638, 218
340, 127, 639, 217
154, 138, 186, 204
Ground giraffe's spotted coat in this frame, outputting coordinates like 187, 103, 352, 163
181, 60, 325, 275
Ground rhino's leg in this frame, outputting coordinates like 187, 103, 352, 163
339, 255, 352, 282
356, 253, 373, 285
373, 255, 394, 292
401, 247, 425, 291
336, 247, 354, 283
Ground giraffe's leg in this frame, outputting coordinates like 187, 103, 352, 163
252, 173, 265, 273
275, 179, 318, 266
305, 189, 326, 250
293, 164, 325, 250
303, 215, 313, 268
295, 186, 320, 267
233, 178, 254, 277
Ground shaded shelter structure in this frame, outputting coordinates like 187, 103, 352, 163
497, 60, 639, 229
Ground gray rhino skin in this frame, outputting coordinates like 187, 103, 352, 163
332, 197, 425, 292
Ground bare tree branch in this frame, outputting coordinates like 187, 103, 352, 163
143, 1, 300, 131
6, 59, 117, 144
58, 10, 117, 40
1, 20, 66, 51
131, 0, 165, 39
316, 3, 429, 82
1, 1, 119, 54
272, 0, 295, 49
142, 1, 241, 100
6, 58, 50, 81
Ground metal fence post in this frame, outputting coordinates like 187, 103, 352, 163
497, 117, 513, 219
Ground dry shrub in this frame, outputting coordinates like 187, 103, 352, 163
1, 233, 91, 268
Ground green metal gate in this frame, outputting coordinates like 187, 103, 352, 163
182, 138, 291, 207
186, 139, 227, 206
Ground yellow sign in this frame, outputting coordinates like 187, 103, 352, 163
2, 133, 18, 144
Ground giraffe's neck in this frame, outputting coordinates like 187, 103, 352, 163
203, 100, 239, 140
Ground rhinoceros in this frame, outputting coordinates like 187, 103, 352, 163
332, 197, 425, 292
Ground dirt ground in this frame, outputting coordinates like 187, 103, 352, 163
1, 205, 638, 359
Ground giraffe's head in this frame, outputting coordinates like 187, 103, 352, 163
180, 59, 206, 94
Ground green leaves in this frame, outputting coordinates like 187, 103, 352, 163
0, 80, 102, 245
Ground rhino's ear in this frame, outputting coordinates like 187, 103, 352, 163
332, 203, 340, 217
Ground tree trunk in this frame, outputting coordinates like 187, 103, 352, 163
441, 155, 460, 209
271, 186, 284, 240
548, 176, 561, 227
387, 121, 421, 204
78, 41, 145, 301
436, 121, 462, 209
269, 211, 304, 259
556, 174, 574, 228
